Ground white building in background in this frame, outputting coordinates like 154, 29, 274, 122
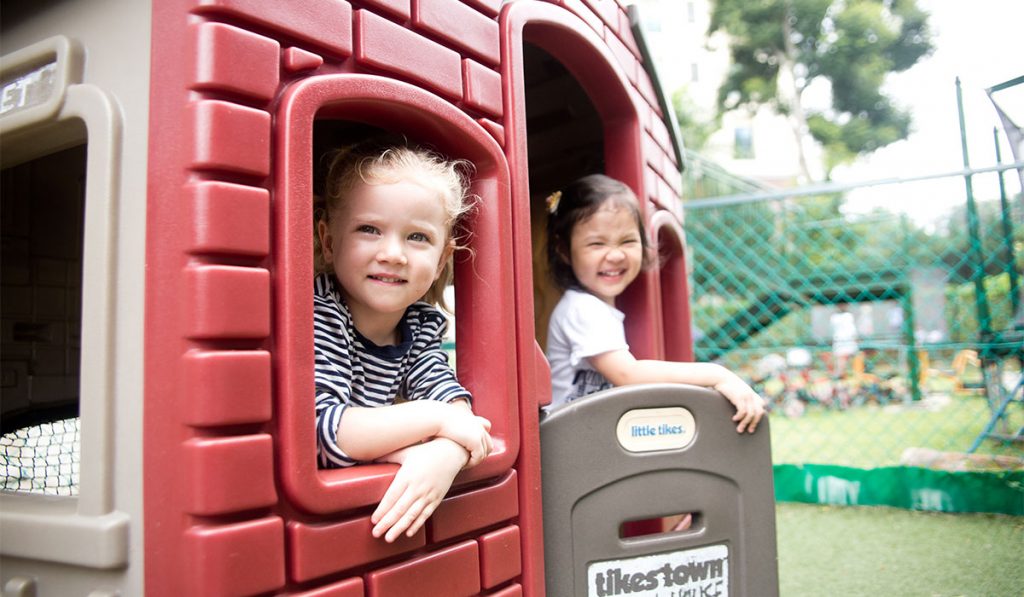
634, 0, 825, 188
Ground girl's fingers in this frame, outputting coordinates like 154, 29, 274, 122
745, 397, 766, 433
373, 485, 418, 539
733, 395, 764, 433
372, 479, 406, 526
385, 497, 426, 543
406, 500, 439, 538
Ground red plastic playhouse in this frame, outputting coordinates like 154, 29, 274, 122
0, 1, 706, 595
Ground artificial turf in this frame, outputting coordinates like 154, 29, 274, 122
775, 502, 1024, 596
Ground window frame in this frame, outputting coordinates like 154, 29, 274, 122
0, 35, 128, 569
272, 74, 519, 515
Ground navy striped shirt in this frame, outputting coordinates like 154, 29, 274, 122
313, 273, 471, 468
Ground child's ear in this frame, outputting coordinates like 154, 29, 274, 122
317, 219, 334, 262
436, 239, 456, 279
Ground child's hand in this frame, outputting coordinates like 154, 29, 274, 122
371, 439, 468, 543
437, 405, 493, 468
714, 375, 766, 434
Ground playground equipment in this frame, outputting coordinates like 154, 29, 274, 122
956, 76, 1024, 453
1, 0, 778, 595
541, 384, 778, 597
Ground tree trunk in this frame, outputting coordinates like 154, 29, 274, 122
781, 7, 814, 182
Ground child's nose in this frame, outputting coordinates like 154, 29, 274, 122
376, 235, 407, 264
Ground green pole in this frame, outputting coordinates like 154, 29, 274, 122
956, 78, 993, 345
900, 214, 921, 402
994, 127, 1021, 319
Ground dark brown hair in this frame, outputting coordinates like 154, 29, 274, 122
545, 173, 652, 291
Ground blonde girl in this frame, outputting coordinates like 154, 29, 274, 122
314, 143, 492, 542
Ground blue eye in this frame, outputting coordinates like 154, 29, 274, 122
357, 224, 379, 235
409, 232, 431, 243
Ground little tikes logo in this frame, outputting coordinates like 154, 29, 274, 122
588, 545, 729, 597
616, 407, 696, 453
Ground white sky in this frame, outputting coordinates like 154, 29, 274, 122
831, 0, 1023, 224
643, 0, 1023, 225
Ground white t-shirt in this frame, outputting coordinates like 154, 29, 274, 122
546, 288, 629, 407
830, 310, 858, 356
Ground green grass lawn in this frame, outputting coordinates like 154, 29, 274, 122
769, 393, 1023, 594
769, 394, 1024, 469
776, 502, 1024, 596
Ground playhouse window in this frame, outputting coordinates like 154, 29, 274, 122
275, 75, 517, 514
1, 143, 85, 496
734, 126, 754, 160
0, 37, 127, 570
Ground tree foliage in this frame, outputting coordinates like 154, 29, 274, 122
709, 0, 933, 179
672, 87, 718, 152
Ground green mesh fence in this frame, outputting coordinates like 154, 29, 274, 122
683, 168, 1024, 513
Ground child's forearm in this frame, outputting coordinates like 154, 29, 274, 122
590, 350, 764, 433
640, 360, 737, 389
593, 350, 734, 388
376, 436, 470, 469
337, 400, 453, 461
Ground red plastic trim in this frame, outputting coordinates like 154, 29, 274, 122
187, 100, 271, 176
355, 10, 463, 101
191, 0, 353, 58
478, 525, 522, 589
290, 577, 364, 597
582, 0, 619, 30
184, 265, 270, 339
184, 516, 286, 596
282, 47, 325, 73
414, 0, 501, 66
186, 181, 270, 257
429, 470, 519, 542
287, 515, 425, 582
463, 58, 504, 118
651, 211, 694, 362
273, 74, 519, 514
181, 350, 273, 426
361, 0, 411, 21
366, 540, 481, 597
191, 21, 280, 101
183, 435, 278, 515
499, 2, 653, 593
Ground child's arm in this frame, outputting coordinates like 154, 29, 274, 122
370, 438, 469, 542
337, 399, 492, 465
589, 349, 766, 433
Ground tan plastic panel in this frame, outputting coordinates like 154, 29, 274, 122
0, 35, 128, 568
540, 384, 780, 596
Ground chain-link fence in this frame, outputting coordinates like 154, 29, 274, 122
0, 418, 80, 495
683, 167, 1023, 497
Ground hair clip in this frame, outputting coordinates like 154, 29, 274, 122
546, 190, 562, 213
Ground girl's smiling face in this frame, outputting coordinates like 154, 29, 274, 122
569, 200, 643, 305
319, 178, 452, 339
